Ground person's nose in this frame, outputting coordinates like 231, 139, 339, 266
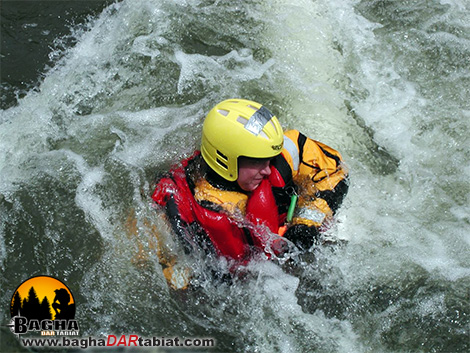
260, 162, 271, 176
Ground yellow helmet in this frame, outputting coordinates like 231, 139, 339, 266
201, 99, 284, 181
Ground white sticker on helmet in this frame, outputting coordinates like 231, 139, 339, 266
244, 106, 274, 135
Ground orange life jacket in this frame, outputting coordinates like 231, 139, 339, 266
152, 152, 289, 264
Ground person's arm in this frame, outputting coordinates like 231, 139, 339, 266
153, 176, 214, 254
281, 130, 349, 249
151, 177, 206, 290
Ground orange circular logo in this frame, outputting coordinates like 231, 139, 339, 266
10, 276, 75, 321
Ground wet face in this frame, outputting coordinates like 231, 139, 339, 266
237, 157, 272, 192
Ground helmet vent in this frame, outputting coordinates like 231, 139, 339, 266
216, 150, 228, 161
216, 159, 228, 170
218, 109, 229, 116
247, 104, 258, 111
216, 150, 228, 170
236, 116, 249, 125
215, 150, 228, 170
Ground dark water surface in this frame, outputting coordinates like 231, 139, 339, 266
1, 0, 113, 109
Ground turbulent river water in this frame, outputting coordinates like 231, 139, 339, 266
1, 0, 469, 352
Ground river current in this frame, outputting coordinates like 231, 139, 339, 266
1, 0, 469, 352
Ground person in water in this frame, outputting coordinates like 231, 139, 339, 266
152, 99, 349, 274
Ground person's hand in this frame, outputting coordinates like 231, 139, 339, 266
283, 224, 320, 251
270, 236, 290, 256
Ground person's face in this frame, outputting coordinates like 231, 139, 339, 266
237, 157, 272, 192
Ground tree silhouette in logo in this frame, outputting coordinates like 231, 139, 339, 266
11, 285, 75, 321
52, 288, 75, 320
40, 296, 53, 320
10, 291, 22, 317
21, 287, 41, 321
